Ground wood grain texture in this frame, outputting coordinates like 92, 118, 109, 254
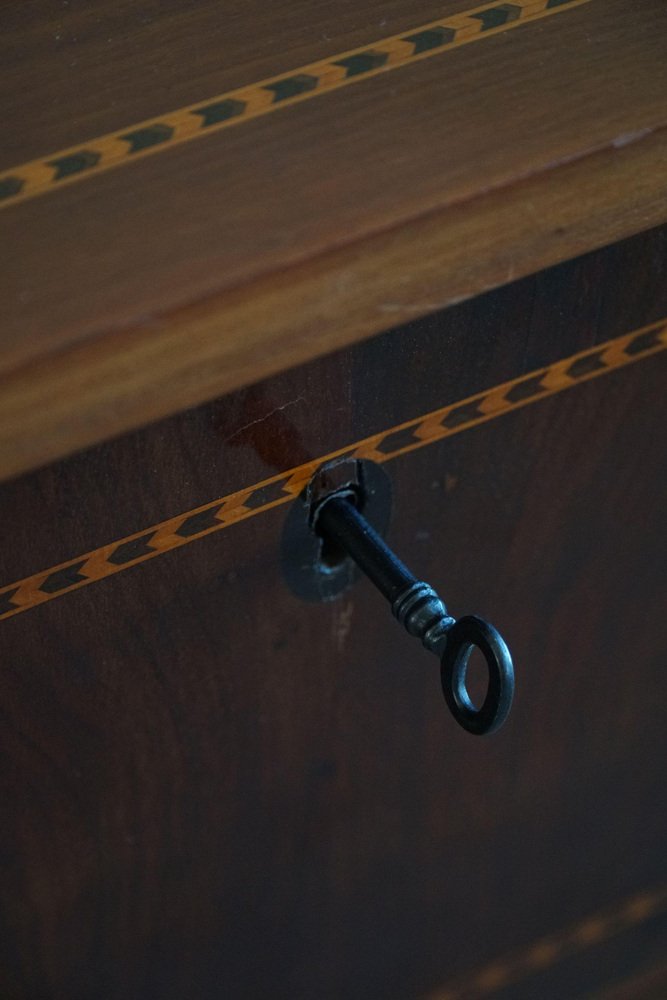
1, 227, 665, 999
0, 1, 594, 211
2, 130, 667, 483
1, 316, 665, 623
1, 0, 666, 477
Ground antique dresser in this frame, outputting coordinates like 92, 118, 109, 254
1, 1, 666, 997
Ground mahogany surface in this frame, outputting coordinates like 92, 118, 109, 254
1, 227, 665, 998
1, 0, 667, 477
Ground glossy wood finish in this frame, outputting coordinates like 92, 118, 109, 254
1, 227, 665, 998
1, 0, 667, 477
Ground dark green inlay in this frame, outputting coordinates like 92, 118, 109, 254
376, 426, 419, 455
403, 27, 456, 55
193, 98, 246, 127
175, 507, 224, 538
441, 401, 484, 429
264, 74, 319, 102
0, 176, 24, 200
625, 328, 664, 356
0, 588, 20, 616
244, 481, 291, 510
108, 533, 158, 566
39, 562, 88, 594
472, 4, 522, 30
334, 51, 388, 77
504, 374, 548, 404
49, 151, 100, 180
121, 123, 174, 153
567, 352, 607, 378
546, 0, 576, 8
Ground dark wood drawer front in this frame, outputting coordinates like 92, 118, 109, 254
1, 226, 666, 999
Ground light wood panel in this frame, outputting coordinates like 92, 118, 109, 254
1, 129, 666, 480
1, 0, 666, 477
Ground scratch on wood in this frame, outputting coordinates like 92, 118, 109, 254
221, 396, 306, 446
332, 600, 354, 652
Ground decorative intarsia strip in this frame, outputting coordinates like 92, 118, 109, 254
0, 318, 665, 623
427, 884, 667, 1000
0, 0, 592, 210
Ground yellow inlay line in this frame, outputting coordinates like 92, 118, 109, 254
426, 884, 667, 999
0, 316, 665, 623
0, 0, 593, 210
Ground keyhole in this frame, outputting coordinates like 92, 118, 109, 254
318, 533, 349, 573
280, 458, 392, 603
316, 485, 362, 574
